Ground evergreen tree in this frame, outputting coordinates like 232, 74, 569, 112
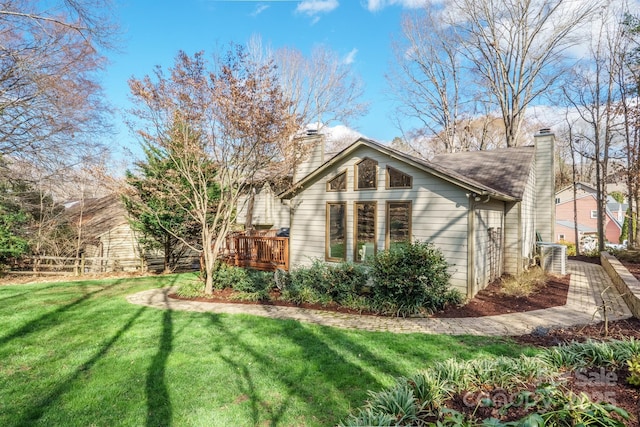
123, 143, 201, 273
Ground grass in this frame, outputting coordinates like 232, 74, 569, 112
0, 273, 536, 427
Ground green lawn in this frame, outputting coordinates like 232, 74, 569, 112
0, 273, 536, 427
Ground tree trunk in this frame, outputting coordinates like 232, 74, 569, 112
163, 233, 171, 273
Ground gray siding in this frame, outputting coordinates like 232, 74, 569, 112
237, 184, 290, 229
535, 132, 555, 242
289, 145, 471, 294
503, 165, 536, 275
503, 201, 522, 275
83, 223, 142, 272
473, 201, 505, 293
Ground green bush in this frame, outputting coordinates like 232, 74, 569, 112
176, 280, 205, 298
281, 260, 368, 306
211, 263, 250, 290
370, 240, 456, 316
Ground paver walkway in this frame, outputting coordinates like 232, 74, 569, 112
126, 260, 633, 336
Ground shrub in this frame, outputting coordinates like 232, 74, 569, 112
176, 280, 205, 298
370, 240, 455, 316
326, 261, 368, 303
281, 260, 369, 306
211, 263, 250, 290
499, 266, 547, 298
558, 239, 577, 256
627, 354, 640, 387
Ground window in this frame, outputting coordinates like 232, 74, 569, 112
327, 171, 347, 192
386, 201, 411, 249
355, 202, 376, 262
555, 197, 560, 204
355, 158, 378, 190
386, 166, 412, 189
591, 210, 598, 219
558, 234, 565, 241
326, 202, 346, 261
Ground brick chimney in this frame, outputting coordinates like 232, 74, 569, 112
534, 128, 555, 242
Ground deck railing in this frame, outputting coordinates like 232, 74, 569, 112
223, 234, 289, 271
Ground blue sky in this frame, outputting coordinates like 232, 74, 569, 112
105, 0, 419, 163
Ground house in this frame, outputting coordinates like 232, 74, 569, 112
66, 195, 199, 273
554, 184, 622, 245
66, 195, 143, 272
278, 129, 556, 298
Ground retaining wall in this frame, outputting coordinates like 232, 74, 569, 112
601, 251, 640, 318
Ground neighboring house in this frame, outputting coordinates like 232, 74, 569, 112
554, 186, 622, 245
279, 129, 556, 298
66, 194, 199, 273
66, 195, 143, 272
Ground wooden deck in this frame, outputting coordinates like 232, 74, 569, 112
223, 234, 289, 271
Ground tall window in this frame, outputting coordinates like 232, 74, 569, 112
386, 201, 411, 249
355, 158, 378, 190
355, 202, 376, 262
326, 202, 346, 261
386, 166, 412, 189
327, 171, 347, 192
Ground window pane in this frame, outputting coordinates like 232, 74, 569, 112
388, 202, 410, 248
357, 158, 377, 189
328, 172, 346, 191
355, 202, 376, 262
388, 167, 412, 188
328, 203, 346, 260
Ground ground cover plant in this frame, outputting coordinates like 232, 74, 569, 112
0, 274, 531, 427
341, 339, 640, 426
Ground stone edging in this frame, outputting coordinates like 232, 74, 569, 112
601, 251, 640, 318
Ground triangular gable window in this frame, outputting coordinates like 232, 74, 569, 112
327, 171, 347, 192
386, 166, 412, 189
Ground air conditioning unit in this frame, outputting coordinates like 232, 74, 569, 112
538, 243, 567, 275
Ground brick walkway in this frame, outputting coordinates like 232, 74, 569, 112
126, 260, 632, 336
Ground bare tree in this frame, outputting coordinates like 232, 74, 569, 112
563, 3, 629, 251
393, 0, 597, 149
450, 0, 597, 147
273, 44, 368, 132
387, 4, 467, 154
128, 48, 299, 294
0, 0, 116, 171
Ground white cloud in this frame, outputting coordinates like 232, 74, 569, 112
251, 4, 269, 16
343, 48, 358, 64
365, 0, 427, 12
295, 0, 339, 15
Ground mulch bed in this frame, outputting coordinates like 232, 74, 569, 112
431, 274, 570, 318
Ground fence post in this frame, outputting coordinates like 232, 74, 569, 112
234, 236, 240, 267
80, 254, 86, 276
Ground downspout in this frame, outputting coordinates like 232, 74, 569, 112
467, 194, 476, 298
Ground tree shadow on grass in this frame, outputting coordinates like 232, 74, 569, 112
0, 279, 126, 347
205, 314, 393, 427
145, 306, 173, 427
15, 305, 149, 427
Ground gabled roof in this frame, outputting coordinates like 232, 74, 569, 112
431, 147, 534, 200
556, 220, 597, 233
280, 137, 530, 201
555, 182, 597, 196
65, 194, 128, 239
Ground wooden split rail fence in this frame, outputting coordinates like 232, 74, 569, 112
9, 255, 144, 276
